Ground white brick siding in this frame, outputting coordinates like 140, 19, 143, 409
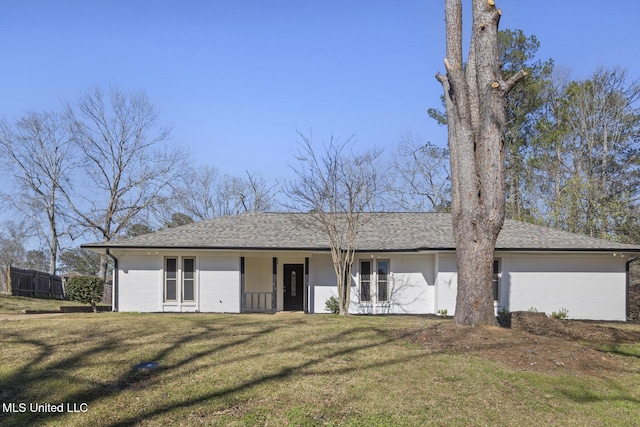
111, 249, 630, 320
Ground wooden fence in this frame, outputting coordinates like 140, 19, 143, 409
9, 266, 65, 299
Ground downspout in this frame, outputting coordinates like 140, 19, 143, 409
625, 256, 640, 321
106, 248, 119, 312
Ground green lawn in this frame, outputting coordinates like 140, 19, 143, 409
0, 294, 109, 314
0, 312, 639, 426
0, 294, 80, 313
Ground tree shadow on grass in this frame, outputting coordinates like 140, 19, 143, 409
557, 377, 640, 406
103, 325, 425, 427
4, 314, 640, 426
596, 344, 640, 359
0, 315, 427, 426
0, 316, 284, 426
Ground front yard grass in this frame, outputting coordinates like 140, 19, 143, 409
0, 313, 639, 426
0, 294, 109, 314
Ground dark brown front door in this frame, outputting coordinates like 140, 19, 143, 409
283, 264, 304, 311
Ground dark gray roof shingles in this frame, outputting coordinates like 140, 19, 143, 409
82, 212, 640, 252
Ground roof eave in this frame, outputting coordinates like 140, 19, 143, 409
494, 247, 640, 253
81, 244, 640, 253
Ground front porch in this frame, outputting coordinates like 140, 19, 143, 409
240, 255, 310, 313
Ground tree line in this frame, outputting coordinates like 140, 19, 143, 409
427, 29, 640, 244
1, 28, 638, 289
0, 86, 276, 282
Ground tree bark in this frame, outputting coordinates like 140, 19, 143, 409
436, 0, 526, 326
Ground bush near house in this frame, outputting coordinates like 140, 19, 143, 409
65, 276, 104, 313
324, 296, 339, 314
550, 308, 569, 320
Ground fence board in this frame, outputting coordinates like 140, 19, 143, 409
10, 266, 64, 299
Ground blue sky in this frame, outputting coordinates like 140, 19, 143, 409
2, 0, 640, 186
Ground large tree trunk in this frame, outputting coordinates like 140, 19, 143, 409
98, 253, 109, 283
436, 0, 526, 327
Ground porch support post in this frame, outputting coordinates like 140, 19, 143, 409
304, 257, 309, 313
272, 257, 278, 312
240, 257, 246, 313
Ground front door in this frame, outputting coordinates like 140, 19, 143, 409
283, 264, 304, 311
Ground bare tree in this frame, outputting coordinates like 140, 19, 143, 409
389, 133, 450, 212
435, 0, 526, 326
164, 212, 195, 228
285, 133, 382, 315
0, 220, 28, 292
244, 171, 278, 213
168, 166, 276, 221
215, 171, 276, 216
171, 165, 220, 221
0, 111, 73, 274
62, 86, 187, 280
24, 250, 50, 272
58, 247, 102, 276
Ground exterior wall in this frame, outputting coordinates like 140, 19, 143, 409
433, 252, 628, 321
113, 250, 241, 313
112, 248, 629, 320
308, 253, 435, 314
350, 254, 434, 314
434, 253, 458, 315
501, 253, 627, 321
309, 254, 340, 313
245, 257, 273, 293
117, 253, 163, 312
198, 254, 241, 313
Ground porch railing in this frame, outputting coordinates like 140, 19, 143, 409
244, 292, 274, 313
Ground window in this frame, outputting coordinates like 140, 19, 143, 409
164, 256, 196, 303
290, 270, 297, 297
360, 261, 371, 302
377, 260, 389, 302
165, 258, 177, 301
492, 259, 501, 302
183, 258, 195, 302
360, 259, 390, 303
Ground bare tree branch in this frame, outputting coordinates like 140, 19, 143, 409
62, 86, 188, 280
284, 132, 383, 315
0, 111, 73, 274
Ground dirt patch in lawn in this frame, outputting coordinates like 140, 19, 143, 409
397, 312, 640, 376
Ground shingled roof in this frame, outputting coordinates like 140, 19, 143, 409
82, 212, 640, 253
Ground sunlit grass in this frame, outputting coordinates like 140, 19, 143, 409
0, 294, 81, 313
0, 313, 638, 426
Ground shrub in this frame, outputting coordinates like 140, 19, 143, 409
437, 308, 448, 317
550, 307, 569, 320
497, 306, 511, 328
325, 296, 340, 314
66, 276, 105, 313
